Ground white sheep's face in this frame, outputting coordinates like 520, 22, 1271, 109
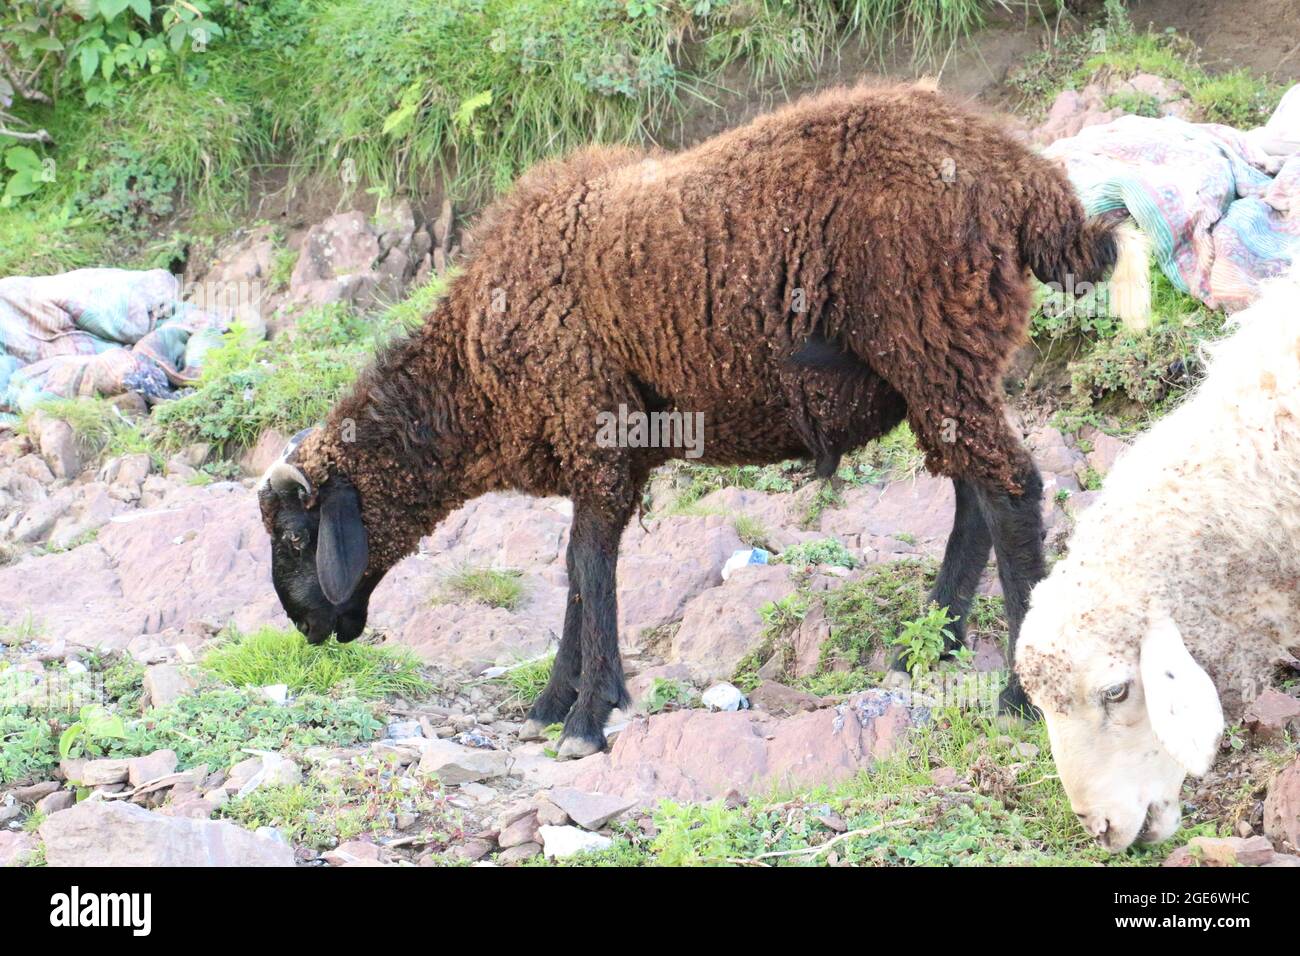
1016, 582, 1224, 853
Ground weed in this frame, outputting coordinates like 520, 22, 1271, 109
495, 653, 555, 707
203, 626, 429, 699
777, 538, 857, 570
436, 566, 529, 611
887, 604, 955, 675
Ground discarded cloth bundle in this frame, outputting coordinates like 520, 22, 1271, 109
1046, 85, 1300, 313
0, 268, 228, 414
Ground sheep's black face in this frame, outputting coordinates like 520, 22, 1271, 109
259, 466, 373, 644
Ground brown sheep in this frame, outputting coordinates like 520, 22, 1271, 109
258, 83, 1141, 757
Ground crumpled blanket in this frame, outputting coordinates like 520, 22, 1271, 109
0, 268, 228, 414
1044, 85, 1300, 313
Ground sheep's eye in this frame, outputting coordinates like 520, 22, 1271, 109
1100, 682, 1129, 704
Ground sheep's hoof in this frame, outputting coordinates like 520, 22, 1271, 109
518, 718, 550, 741
556, 735, 603, 761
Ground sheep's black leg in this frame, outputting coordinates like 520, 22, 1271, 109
557, 497, 633, 759
889, 478, 992, 675
519, 540, 583, 739
973, 460, 1046, 716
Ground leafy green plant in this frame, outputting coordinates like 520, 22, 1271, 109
644, 677, 695, 714
888, 604, 955, 675
1, 146, 56, 206
777, 538, 857, 570
77, 142, 176, 229
58, 703, 127, 759
0, 713, 61, 785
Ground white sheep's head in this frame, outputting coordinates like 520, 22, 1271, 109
1015, 573, 1224, 853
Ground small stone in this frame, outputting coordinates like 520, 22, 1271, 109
534, 796, 570, 827
1264, 756, 1300, 849
322, 841, 381, 866
386, 720, 423, 740
12, 781, 59, 804
0, 831, 38, 867
498, 842, 542, 864
142, 664, 193, 710
930, 767, 961, 787
39, 800, 295, 866
747, 680, 821, 717
1244, 690, 1300, 742
416, 739, 511, 785
497, 811, 540, 849
38, 418, 81, 479
546, 787, 636, 831
1164, 835, 1276, 867
73, 758, 131, 786
1012, 742, 1040, 760
539, 825, 613, 859
128, 749, 178, 787
455, 838, 495, 862
36, 789, 76, 815
459, 782, 499, 804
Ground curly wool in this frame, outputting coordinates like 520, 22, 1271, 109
293, 83, 1120, 579
1017, 268, 1300, 716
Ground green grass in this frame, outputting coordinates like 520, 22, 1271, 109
732, 514, 771, 550
1, 2, 991, 276
1010, 1, 1283, 128
0, 647, 388, 785
152, 278, 445, 453
564, 707, 1219, 867
202, 626, 430, 699
436, 566, 529, 611
24, 396, 154, 463
494, 653, 555, 706
777, 537, 857, 570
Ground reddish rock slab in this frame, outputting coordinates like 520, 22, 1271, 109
1245, 690, 1300, 742
1264, 756, 1300, 850
571, 690, 913, 806
669, 563, 796, 681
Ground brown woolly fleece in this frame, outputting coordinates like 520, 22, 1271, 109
291, 83, 1119, 580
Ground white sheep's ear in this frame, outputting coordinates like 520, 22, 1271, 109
1140, 615, 1223, 776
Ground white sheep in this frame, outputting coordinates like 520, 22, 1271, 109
1015, 267, 1300, 852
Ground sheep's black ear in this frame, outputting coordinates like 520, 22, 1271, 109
316, 479, 368, 605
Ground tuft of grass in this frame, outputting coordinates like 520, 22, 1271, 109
436, 566, 529, 611
835, 423, 925, 486
495, 653, 555, 707
777, 537, 857, 570
25, 397, 153, 463
732, 514, 771, 550
203, 626, 430, 700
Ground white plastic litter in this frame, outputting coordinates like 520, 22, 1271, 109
701, 682, 749, 712
721, 547, 770, 581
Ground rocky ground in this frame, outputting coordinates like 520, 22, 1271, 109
2, 392, 1298, 866
2, 64, 1299, 866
